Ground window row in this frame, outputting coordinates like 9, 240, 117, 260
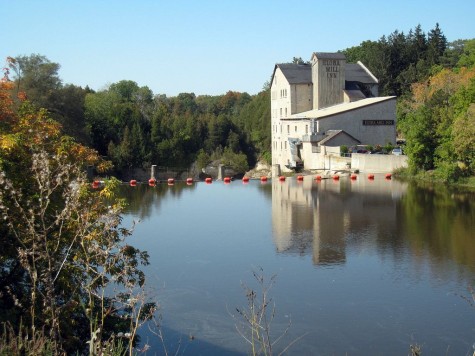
270, 88, 289, 100
273, 141, 288, 150
272, 124, 309, 134
272, 108, 289, 118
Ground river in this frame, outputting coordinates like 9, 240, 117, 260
119, 175, 475, 355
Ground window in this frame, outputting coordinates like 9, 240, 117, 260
295, 126, 297, 132
305, 125, 308, 134
285, 141, 287, 149
285, 108, 287, 116
287, 125, 289, 133
280, 108, 282, 117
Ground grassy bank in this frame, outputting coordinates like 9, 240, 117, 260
393, 168, 475, 191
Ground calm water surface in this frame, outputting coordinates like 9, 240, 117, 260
120, 175, 475, 355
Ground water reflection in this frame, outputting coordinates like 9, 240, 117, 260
271, 176, 475, 274
119, 177, 475, 355
121, 177, 475, 275
120, 182, 197, 219
400, 182, 475, 274
272, 176, 408, 266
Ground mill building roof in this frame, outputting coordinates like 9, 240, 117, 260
345, 62, 378, 84
273, 61, 378, 87
273, 63, 312, 84
287, 96, 396, 120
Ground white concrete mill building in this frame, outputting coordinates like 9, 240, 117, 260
271, 52, 396, 172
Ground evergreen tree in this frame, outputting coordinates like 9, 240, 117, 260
427, 23, 447, 66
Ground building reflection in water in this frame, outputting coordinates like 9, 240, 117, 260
271, 176, 408, 266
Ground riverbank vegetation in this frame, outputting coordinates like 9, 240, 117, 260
344, 24, 475, 185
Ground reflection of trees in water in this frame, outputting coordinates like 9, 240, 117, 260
270, 178, 474, 276
119, 183, 197, 220
401, 182, 475, 274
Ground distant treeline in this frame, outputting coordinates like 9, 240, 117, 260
5, 23, 475, 181
6, 55, 271, 177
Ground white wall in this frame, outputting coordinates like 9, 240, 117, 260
318, 99, 397, 146
351, 153, 408, 172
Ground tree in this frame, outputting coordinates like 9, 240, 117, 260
452, 104, 475, 171
399, 105, 437, 172
10, 54, 62, 109
0, 70, 154, 353
427, 23, 447, 66
84, 90, 122, 155
456, 39, 475, 68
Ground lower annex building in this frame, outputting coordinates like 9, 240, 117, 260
271, 52, 396, 172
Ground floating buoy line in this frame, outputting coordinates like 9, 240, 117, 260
91, 173, 395, 188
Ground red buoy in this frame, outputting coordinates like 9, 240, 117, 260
167, 178, 175, 184
242, 176, 250, 183
224, 177, 231, 183
297, 175, 304, 181
186, 177, 193, 184
385, 173, 392, 179
350, 174, 357, 180
130, 179, 137, 186
279, 176, 286, 182
205, 177, 212, 184
315, 175, 322, 181
368, 174, 375, 180
333, 175, 340, 180
148, 178, 156, 186
260, 176, 268, 182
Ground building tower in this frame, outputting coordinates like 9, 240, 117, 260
311, 52, 346, 109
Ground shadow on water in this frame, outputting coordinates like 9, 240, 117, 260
138, 324, 244, 356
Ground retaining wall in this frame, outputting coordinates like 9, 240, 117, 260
351, 153, 408, 173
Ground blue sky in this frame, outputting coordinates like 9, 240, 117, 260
1, 0, 474, 97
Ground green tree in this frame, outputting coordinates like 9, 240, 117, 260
452, 104, 475, 172
85, 90, 122, 155
10, 54, 62, 108
427, 23, 447, 66
399, 105, 437, 172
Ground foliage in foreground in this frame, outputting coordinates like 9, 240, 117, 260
0, 61, 155, 354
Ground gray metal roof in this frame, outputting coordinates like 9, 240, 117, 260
343, 89, 367, 101
275, 63, 312, 84
319, 130, 361, 145
346, 63, 378, 84
313, 52, 347, 60
289, 96, 396, 119
274, 59, 378, 86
